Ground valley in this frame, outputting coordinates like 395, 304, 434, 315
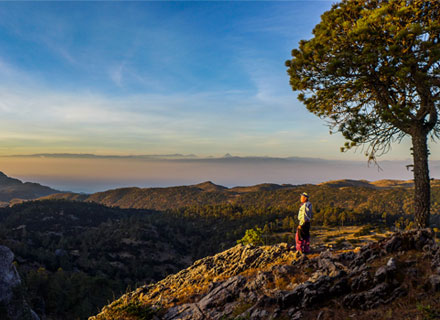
0, 173, 440, 319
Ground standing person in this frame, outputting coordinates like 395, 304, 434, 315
296, 192, 312, 253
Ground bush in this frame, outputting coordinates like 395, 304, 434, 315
237, 228, 263, 246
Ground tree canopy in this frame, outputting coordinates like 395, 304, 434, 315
286, 0, 440, 227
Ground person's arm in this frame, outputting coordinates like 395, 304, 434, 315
305, 202, 313, 221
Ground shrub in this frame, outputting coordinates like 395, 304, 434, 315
237, 228, 263, 246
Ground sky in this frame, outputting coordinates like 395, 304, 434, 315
0, 1, 438, 191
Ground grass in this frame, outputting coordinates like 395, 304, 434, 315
230, 301, 254, 318
299, 225, 393, 249
100, 299, 156, 320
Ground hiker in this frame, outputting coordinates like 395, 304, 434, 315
296, 192, 312, 253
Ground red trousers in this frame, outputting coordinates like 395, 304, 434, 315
295, 222, 310, 253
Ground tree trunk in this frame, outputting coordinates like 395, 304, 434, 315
411, 130, 431, 228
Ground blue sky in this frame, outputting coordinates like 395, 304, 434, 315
0, 1, 437, 162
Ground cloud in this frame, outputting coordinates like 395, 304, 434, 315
0, 76, 437, 160
0, 74, 306, 155
0, 2, 438, 161
109, 62, 126, 88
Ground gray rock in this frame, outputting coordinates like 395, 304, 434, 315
318, 258, 337, 273
384, 235, 402, 253
249, 308, 269, 319
255, 295, 275, 308
374, 266, 388, 284
427, 275, 440, 292
0, 246, 40, 320
281, 283, 306, 309
329, 277, 349, 296
163, 303, 205, 320
386, 257, 397, 271
364, 282, 390, 302
245, 272, 272, 292
385, 285, 408, 303
319, 250, 335, 260
339, 251, 356, 261
289, 310, 303, 320
343, 292, 366, 309
198, 275, 245, 311
344, 281, 396, 310
0, 246, 20, 302
351, 271, 371, 291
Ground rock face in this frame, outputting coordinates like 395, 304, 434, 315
0, 246, 39, 320
91, 229, 440, 320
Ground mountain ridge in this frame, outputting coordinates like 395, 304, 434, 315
0, 171, 61, 204
37, 178, 440, 211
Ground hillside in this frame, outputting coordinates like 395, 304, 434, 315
318, 179, 440, 189
0, 172, 60, 205
3, 179, 440, 319
0, 200, 217, 319
91, 229, 440, 320
40, 179, 440, 216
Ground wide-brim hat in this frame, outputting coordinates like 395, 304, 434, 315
301, 192, 309, 198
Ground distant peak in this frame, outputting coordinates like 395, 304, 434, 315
0, 172, 22, 184
223, 153, 233, 158
194, 181, 227, 191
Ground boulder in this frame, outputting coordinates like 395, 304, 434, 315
0, 246, 40, 320
426, 275, 440, 292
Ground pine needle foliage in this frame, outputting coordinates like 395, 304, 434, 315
286, 0, 440, 227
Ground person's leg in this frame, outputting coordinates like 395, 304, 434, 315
301, 222, 311, 253
295, 228, 302, 252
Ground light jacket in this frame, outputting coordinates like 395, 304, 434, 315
298, 201, 312, 226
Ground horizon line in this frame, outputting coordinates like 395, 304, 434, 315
0, 152, 420, 162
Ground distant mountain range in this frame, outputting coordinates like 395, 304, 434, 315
3, 153, 440, 193
0, 172, 60, 205
40, 178, 440, 211
6, 153, 199, 159
2, 167, 439, 211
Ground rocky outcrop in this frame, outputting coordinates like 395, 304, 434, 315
0, 246, 39, 320
91, 229, 440, 320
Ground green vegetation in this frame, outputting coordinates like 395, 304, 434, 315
237, 228, 263, 246
109, 300, 156, 320
1, 182, 440, 319
286, 0, 440, 228
417, 303, 440, 320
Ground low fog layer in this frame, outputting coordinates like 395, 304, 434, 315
1, 156, 439, 193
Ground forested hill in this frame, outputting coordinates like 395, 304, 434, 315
2, 181, 440, 319
40, 179, 440, 216
0, 171, 60, 205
